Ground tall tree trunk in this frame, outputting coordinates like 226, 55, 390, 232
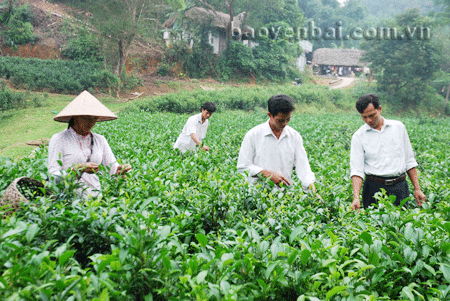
115, 36, 134, 77
116, 39, 125, 76
7, 0, 15, 17
443, 83, 450, 113
225, 0, 235, 45
227, 8, 233, 40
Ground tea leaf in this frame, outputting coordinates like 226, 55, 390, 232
325, 286, 347, 300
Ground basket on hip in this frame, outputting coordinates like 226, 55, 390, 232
0, 177, 52, 215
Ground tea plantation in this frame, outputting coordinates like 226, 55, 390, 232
1, 111, 450, 300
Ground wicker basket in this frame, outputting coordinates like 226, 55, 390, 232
0, 177, 52, 215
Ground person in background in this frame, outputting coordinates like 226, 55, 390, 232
174, 102, 216, 153
48, 90, 131, 198
350, 93, 426, 210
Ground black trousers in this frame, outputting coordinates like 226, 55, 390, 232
362, 176, 410, 209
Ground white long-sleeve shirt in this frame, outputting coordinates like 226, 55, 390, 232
350, 118, 417, 178
237, 121, 315, 190
48, 127, 119, 197
173, 113, 209, 153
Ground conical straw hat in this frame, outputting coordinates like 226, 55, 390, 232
54, 90, 118, 123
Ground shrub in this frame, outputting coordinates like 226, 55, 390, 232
0, 57, 121, 94
4, 4, 37, 45
0, 80, 26, 111
121, 73, 143, 90
156, 61, 175, 76
182, 31, 215, 78
61, 27, 103, 62
0, 80, 48, 112
165, 23, 301, 81
216, 40, 256, 79
126, 84, 351, 114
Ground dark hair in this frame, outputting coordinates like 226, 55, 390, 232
201, 102, 216, 113
356, 93, 380, 113
68, 117, 74, 129
268, 94, 295, 116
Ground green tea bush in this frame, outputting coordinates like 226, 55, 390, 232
0, 80, 26, 111
0, 80, 48, 111
1, 112, 449, 300
0, 56, 119, 94
126, 84, 349, 114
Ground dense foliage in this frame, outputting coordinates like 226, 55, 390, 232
61, 27, 104, 62
0, 4, 37, 46
214, 23, 302, 81
361, 10, 443, 106
0, 80, 48, 112
1, 110, 450, 300
124, 84, 350, 114
0, 56, 119, 94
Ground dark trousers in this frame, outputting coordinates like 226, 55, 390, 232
362, 176, 410, 209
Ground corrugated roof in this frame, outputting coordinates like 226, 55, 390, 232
312, 48, 366, 66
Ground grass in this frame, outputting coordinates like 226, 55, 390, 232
0, 93, 129, 159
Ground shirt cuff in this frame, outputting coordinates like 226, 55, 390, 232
301, 174, 315, 191
406, 161, 418, 171
350, 170, 365, 179
109, 162, 119, 175
237, 165, 263, 178
248, 166, 263, 178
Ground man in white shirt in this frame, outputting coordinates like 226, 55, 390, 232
350, 93, 426, 210
237, 95, 318, 193
174, 102, 216, 153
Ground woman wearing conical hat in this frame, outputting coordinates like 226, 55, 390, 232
48, 91, 131, 197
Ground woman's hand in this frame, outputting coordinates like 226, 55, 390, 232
116, 164, 132, 175
74, 162, 99, 174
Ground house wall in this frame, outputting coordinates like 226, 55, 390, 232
217, 28, 228, 54
164, 28, 263, 55
208, 32, 220, 54
296, 54, 307, 71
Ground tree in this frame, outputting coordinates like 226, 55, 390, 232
361, 0, 437, 20
297, 0, 370, 49
194, 0, 302, 39
241, 0, 303, 28
83, 0, 170, 76
360, 9, 442, 105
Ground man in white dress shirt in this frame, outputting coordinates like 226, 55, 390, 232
350, 93, 426, 210
237, 95, 318, 193
174, 102, 216, 153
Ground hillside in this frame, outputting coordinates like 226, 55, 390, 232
0, 0, 72, 58
0, 0, 163, 75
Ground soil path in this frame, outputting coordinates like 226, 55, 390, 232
330, 77, 356, 90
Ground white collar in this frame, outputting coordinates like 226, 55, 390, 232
263, 120, 289, 139
364, 117, 391, 132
